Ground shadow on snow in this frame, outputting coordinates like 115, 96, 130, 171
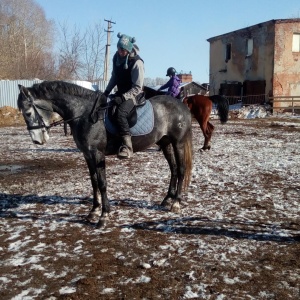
1, 193, 299, 243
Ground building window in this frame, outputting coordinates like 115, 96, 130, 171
225, 43, 231, 62
246, 38, 253, 56
292, 33, 300, 52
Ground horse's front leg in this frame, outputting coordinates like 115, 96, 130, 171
86, 171, 101, 223
85, 152, 110, 227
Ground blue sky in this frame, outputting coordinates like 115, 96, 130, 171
36, 0, 300, 83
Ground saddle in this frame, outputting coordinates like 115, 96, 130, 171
105, 92, 154, 136
107, 92, 146, 128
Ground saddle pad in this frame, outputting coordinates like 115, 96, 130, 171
105, 100, 154, 136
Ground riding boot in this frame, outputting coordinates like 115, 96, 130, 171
118, 135, 133, 159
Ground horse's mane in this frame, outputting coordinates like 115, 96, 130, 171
29, 80, 98, 101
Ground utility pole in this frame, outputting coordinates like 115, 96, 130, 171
104, 19, 116, 81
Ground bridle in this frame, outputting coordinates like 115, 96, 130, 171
21, 92, 52, 131
30, 103, 84, 131
21, 90, 114, 131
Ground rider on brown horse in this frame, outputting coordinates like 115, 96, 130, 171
158, 67, 181, 98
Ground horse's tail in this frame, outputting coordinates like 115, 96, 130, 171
209, 95, 229, 123
183, 126, 193, 191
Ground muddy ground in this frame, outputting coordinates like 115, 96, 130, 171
0, 109, 300, 299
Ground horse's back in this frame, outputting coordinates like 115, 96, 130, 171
147, 95, 191, 138
185, 95, 212, 120
149, 95, 191, 117
194, 95, 213, 107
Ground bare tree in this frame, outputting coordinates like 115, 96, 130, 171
155, 77, 167, 85
82, 23, 106, 81
57, 22, 85, 80
57, 21, 106, 81
0, 0, 56, 79
144, 77, 155, 87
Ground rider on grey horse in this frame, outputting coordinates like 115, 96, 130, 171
90, 32, 144, 159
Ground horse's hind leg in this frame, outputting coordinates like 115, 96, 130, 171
168, 141, 188, 213
64, 123, 68, 136
205, 121, 215, 150
161, 141, 188, 213
200, 118, 214, 151
160, 143, 177, 209
64, 123, 72, 136
199, 120, 209, 151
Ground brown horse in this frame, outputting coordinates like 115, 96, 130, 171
183, 94, 229, 151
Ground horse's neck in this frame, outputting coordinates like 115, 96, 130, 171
52, 97, 91, 120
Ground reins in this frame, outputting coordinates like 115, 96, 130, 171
21, 89, 114, 130
34, 102, 114, 129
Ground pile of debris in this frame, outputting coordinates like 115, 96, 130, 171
212, 103, 273, 120
0, 106, 25, 127
0, 106, 63, 127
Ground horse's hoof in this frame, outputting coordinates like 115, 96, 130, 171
96, 218, 108, 228
170, 201, 181, 213
86, 211, 100, 223
96, 212, 110, 228
161, 198, 172, 208
200, 147, 210, 152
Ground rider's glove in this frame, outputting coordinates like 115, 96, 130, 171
114, 96, 124, 106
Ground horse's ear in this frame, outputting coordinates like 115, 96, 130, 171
18, 85, 31, 97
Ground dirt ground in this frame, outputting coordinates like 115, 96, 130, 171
0, 107, 300, 299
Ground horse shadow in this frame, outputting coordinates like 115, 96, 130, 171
0, 193, 163, 226
0, 193, 91, 225
96, 199, 300, 243
121, 216, 300, 243
19, 148, 80, 153
1, 193, 299, 242
110, 198, 168, 212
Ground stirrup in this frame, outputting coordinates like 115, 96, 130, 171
118, 145, 132, 159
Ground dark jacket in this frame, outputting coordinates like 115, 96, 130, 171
105, 50, 144, 104
112, 53, 143, 94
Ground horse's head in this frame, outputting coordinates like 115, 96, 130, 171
17, 85, 52, 145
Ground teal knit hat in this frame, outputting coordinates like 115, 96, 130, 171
117, 32, 136, 53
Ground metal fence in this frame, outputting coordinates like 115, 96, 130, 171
2, 81, 299, 114
269, 96, 300, 114
0, 80, 108, 109
223, 94, 267, 106
223, 94, 300, 113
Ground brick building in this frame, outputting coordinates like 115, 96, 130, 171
207, 19, 300, 108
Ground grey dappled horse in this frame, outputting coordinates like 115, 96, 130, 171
17, 81, 193, 228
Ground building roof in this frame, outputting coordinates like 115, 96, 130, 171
207, 18, 300, 43
146, 81, 207, 93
